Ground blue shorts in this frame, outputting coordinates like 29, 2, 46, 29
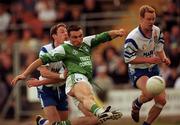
128, 65, 160, 88
37, 84, 68, 111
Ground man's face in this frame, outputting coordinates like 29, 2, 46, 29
69, 29, 83, 47
140, 12, 156, 30
54, 26, 68, 46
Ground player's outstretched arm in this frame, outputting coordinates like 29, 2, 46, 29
108, 28, 126, 39
11, 58, 43, 86
27, 78, 64, 87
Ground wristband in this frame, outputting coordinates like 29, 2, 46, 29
59, 73, 65, 79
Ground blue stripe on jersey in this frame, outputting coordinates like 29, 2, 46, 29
124, 51, 136, 55
41, 47, 48, 53
159, 40, 165, 44
159, 38, 164, 43
124, 52, 136, 58
124, 54, 133, 58
138, 26, 151, 39
159, 38, 164, 41
125, 39, 138, 50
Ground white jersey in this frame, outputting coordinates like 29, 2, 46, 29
124, 25, 164, 70
39, 43, 65, 87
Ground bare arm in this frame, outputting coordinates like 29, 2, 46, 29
23, 59, 43, 76
11, 58, 43, 86
156, 50, 171, 65
38, 66, 68, 79
27, 78, 65, 87
108, 29, 126, 39
129, 57, 162, 64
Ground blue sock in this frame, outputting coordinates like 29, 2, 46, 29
143, 121, 150, 125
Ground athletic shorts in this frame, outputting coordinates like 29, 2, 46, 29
65, 73, 93, 94
37, 84, 68, 111
128, 65, 160, 88
66, 73, 93, 106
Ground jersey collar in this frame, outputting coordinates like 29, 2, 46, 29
64, 41, 73, 45
138, 26, 152, 39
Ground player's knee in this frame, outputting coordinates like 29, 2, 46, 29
155, 97, 166, 107
74, 88, 92, 101
83, 95, 94, 102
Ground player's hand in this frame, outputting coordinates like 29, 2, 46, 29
27, 78, 40, 87
147, 57, 162, 64
11, 74, 26, 86
162, 57, 171, 65
37, 66, 51, 78
118, 28, 126, 37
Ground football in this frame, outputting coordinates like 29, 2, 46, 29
146, 76, 165, 95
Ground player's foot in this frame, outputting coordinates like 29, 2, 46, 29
98, 106, 123, 124
131, 99, 141, 122
111, 109, 123, 120
36, 115, 48, 125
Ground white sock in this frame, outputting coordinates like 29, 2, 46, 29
39, 118, 49, 125
95, 107, 105, 116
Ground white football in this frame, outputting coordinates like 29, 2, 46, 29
146, 76, 165, 95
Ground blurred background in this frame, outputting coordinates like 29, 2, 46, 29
0, 0, 179, 125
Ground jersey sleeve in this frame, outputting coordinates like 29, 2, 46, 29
83, 32, 112, 48
39, 46, 50, 66
124, 38, 138, 63
155, 31, 164, 52
40, 45, 66, 64
39, 46, 48, 57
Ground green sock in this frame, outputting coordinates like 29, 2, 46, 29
53, 120, 71, 125
90, 104, 104, 116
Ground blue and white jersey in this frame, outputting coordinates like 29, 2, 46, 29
124, 25, 164, 70
39, 43, 65, 87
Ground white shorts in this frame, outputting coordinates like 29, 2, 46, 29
66, 73, 93, 107
65, 73, 93, 94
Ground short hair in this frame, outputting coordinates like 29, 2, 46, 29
50, 23, 67, 41
68, 25, 82, 36
139, 5, 155, 18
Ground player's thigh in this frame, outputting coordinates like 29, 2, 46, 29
43, 106, 61, 122
73, 81, 94, 100
136, 75, 149, 91
136, 75, 152, 97
154, 90, 166, 105
66, 74, 92, 96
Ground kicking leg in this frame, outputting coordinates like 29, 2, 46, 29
69, 81, 106, 116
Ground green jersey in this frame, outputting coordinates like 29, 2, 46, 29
40, 32, 112, 81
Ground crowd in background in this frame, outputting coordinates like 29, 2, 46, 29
0, 0, 179, 118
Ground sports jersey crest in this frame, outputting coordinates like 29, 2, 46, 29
149, 42, 155, 49
72, 49, 78, 55
142, 44, 147, 50
83, 46, 89, 52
